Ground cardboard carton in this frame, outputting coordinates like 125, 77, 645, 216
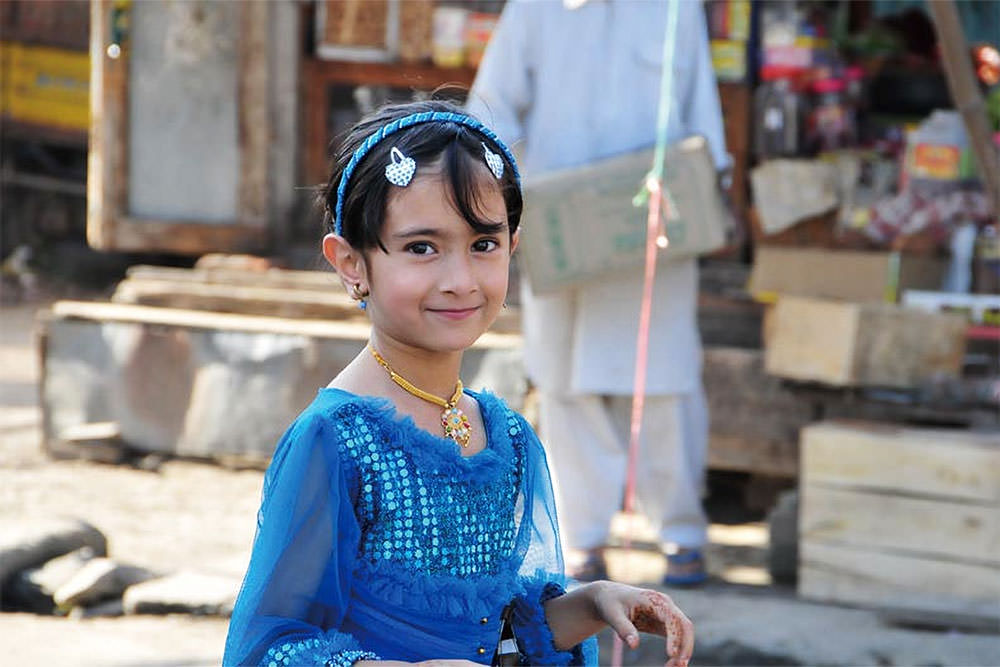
519, 136, 731, 293
749, 246, 946, 303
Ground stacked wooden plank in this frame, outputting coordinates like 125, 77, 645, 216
799, 421, 1000, 628
111, 264, 522, 334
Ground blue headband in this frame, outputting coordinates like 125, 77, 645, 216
333, 111, 521, 236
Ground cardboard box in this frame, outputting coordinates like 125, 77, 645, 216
750, 159, 840, 235
749, 246, 946, 303
799, 421, 1000, 625
519, 136, 730, 293
764, 296, 967, 389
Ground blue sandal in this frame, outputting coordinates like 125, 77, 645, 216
663, 548, 708, 586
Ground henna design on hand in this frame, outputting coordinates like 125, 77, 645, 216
630, 590, 688, 662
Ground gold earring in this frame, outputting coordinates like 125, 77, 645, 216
351, 283, 369, 310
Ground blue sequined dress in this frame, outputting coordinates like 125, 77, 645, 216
224, 388, 598, 666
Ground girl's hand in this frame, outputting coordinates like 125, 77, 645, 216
591, 581, 694, 667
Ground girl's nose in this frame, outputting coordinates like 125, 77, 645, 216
440, 253, 478, 295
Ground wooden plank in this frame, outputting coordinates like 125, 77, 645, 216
112, 271, 523, 333
765, 296, 967, 389
800, 485, 1000, 565
851, 303, 968, 388
927, 1, 1000, 214
801, 420, 1000, 503
703, 347, 811, 476
698, 293, 762, 348
708, 433, 798, 478
86, 0, 128, 251
238, 0, 270, 229
304, 58, 476, 90
111, 278, 362, 321
799, 540, 1000, 621
48, 300, 522, 349
126, 265, 338, 290
764, 297, 859, 385
107, 219, 268, 255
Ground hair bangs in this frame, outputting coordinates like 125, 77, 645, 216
443, 135, 508, 236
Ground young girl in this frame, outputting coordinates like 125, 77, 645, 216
223, 100, 694, 667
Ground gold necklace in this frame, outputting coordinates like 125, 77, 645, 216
369, 345, 471, 447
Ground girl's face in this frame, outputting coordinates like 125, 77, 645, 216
363, 170, 517, 355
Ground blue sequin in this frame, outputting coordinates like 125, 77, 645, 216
334, 403, 523, 576
264, 638, 379, 667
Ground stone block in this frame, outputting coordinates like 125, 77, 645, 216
123, 570, 239, 616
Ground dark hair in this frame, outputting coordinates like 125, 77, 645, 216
321, 99, 522, 252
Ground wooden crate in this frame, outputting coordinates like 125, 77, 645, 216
764, 296, 967, 389
799, 421, 1000, 625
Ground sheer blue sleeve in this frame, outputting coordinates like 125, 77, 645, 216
509, 414, 598, 666
223, 411, 378, 667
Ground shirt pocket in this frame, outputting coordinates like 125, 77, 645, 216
632, 26, 693, 108
634, 28, 693, 73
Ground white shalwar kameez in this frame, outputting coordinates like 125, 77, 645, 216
467, 0, 729, 553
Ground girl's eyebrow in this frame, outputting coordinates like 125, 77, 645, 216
393, 227, 443, 239
392, 220, 509, 240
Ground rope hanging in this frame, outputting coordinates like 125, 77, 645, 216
612, 1, 680, 663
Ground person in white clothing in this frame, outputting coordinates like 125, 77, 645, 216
467, 0, 729, 584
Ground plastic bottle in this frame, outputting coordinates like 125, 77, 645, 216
807, 76, 849, 153
944, 222, 977, 293
844, 65, 864, 144
754, 65, 802, 160
974, 224, 1000, 294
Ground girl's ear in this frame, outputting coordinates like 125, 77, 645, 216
510, 228, 520, 255
322, 233, 367, 292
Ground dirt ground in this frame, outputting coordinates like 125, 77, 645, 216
8, 290, 995, 666
1, 294, 256, 665
0, 291, 772, 665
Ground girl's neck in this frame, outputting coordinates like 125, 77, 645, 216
368, 334, 464, 401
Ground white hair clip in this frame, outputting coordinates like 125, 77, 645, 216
483, 143, 504, 179
385, 146, 416, 187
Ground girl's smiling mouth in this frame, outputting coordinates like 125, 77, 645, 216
427, 306, 481, 320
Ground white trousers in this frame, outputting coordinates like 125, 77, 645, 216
540, 389, 709, 551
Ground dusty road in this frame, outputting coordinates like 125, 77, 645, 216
2, 296, 256, 666
3, 294, 998, 667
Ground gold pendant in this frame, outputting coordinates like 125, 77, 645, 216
441, 405, 471, 447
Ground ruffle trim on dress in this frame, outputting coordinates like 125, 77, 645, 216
315, 388, 519, 486
508, 578, 578, 666
351, 557, 527, 619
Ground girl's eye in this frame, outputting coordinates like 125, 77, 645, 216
405, 242, 435, 255
472, 238, 499, 252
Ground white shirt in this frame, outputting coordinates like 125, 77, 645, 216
468, 0, 728, 395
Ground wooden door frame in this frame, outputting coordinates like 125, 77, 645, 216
87, 0, 271, 254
